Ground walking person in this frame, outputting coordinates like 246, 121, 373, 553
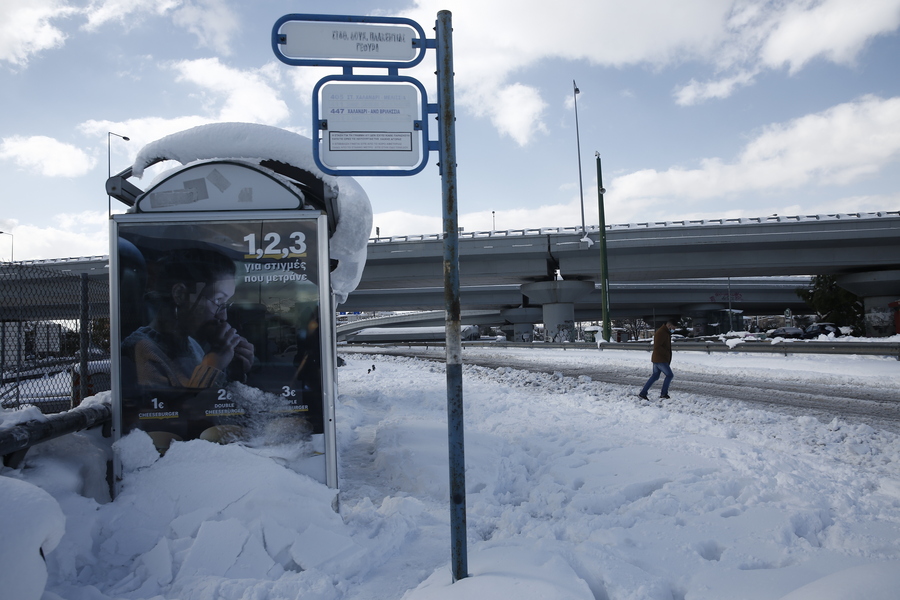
638, 320, 677, 400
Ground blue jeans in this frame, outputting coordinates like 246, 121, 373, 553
640, 362, 674, 396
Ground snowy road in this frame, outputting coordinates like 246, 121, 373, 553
8, 344, 900, 599
341, 345, 900, 434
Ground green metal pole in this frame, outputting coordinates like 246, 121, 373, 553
596, 153, 611, 342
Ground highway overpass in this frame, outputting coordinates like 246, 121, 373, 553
18, 211, 900, 337
350, 211, 900, 337
359, 212, 900, 287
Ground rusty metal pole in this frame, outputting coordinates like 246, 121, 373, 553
436, 10, 468, 582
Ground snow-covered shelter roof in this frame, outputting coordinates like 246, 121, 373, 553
126, 123, 371, 304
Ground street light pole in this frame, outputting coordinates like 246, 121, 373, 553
573, 80, 586, 235
108, 131, 130, 214
0, 231, 12, 262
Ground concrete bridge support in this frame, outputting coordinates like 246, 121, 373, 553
837, 270, 900, 337
500, 307, 543, 342
689, 315, 710, 336
521, 281, 596, 342
680, 304, 726, 336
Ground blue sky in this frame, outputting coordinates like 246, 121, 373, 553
1, 0, 899, 261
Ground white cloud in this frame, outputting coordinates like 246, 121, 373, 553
461, 199, 588, 232
396, 0, 900, 118
389, 0, 900, 134
0, 0, 242, 68
374, 197, 588, 238
676, 0, 900, 104
0, 1, 77, 66
405, 0, 729, 76
170, 58, 290, 125
78, 115, 214, 178
674, 68, 759, 106
739, 95, 900, 186
288, 67, 343, 109
608, 95, 900, 215
760, 0, 900, 73
81, 0, 176, 30
389, 0, 732, 144
792, 192, 900, 217
83, 0, 238, 55
2, 211, 110, 261
371, 210, 441, 238
79, 115, 212, 144
170, 0, 240, 56
610, 191, 900, 226
466, 83, 549, 146
0, 135, 95, 177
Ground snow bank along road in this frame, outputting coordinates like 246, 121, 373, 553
339, 345, 900, 434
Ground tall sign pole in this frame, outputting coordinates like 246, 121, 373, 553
273, 11, 468, 581
596, 153, 611, 342
436, 10, 467, 582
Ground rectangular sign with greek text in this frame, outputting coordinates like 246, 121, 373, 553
279, 21, 417, 62
319, 81, 423, 169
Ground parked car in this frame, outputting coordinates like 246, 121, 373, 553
71, 359, 112, 406
767, 326, 805, 339
803, 322, 842, 339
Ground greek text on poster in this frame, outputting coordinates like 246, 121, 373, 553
329, 132, 413, 152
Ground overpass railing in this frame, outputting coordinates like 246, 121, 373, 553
18, 211, 900, 266
369, 210, 900, 243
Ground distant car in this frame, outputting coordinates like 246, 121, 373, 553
74, 346, 109, 359
71, 359, 112, 406
803, 323, 842, 339
768, 326, 805, 339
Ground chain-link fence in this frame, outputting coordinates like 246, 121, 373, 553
0, 262, 110, 414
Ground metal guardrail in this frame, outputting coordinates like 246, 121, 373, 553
348, 339, 900, 360
369, 210, 900, 243
15, 212, 900, 254
0, 401, 112, 468
608, 339, 900, 359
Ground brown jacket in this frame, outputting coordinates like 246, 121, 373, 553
650, 324, 673, 364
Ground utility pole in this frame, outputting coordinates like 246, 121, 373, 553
596, 153, 611, 342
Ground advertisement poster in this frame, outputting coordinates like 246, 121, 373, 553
112, 213, 333, 466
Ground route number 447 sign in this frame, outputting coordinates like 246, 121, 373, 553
319, 81, 422, 169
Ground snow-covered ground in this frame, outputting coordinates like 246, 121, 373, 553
3, 345, 900, 599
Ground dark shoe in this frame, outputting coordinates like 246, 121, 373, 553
659, 394, 670, 400
638, 393, 649, 400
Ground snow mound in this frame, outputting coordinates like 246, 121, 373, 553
0, 477, 65, 600
403, 546, 594, 599
778, 560, 900, 599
